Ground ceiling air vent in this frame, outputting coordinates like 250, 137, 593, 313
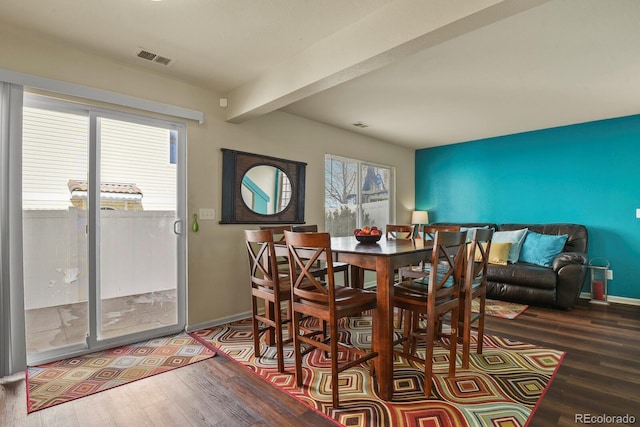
352, 121, 369, 128
136, 49, 174, 66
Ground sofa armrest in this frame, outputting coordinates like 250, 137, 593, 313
553, 251, 588, 309
552, 251, 588, 271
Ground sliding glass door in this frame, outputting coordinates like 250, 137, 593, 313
96, 116, 180, 341
22, 95, 186, 364
22, 101, 90, 357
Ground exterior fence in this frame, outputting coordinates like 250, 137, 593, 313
23, 209, 177, 310
325, 200, 390, 236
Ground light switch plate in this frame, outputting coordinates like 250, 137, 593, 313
636, 208, 640, 219
199, 208, 215, 220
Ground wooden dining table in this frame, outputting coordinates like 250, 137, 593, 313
328, 235, 432, 401
276, 235, 432, 401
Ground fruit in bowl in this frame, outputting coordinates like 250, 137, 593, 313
354, 225, 382, 243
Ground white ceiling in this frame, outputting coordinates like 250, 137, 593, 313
1, 0, 639, 149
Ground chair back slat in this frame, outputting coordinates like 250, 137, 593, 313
258, 225, 293, 270
285, 230, 336, 306
291, 224, 318, 232
421, 224, 461, 240
259, 225, 292, 242
427, 230, 467, 297
244, 229, 279, 291
385, 224, 415, 240
465, 227, 493, 285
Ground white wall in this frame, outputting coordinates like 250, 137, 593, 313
0, 23, 416, 327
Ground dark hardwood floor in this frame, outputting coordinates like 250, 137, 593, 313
2, 299, 639, 426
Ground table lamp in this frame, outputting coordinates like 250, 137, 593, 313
411, 210, 429, 239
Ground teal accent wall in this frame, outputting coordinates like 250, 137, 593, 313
415, 114, 640, 300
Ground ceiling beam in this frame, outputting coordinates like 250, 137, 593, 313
224, 0, 550, 123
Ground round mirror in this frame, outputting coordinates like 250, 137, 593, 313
241, 165, 292, 215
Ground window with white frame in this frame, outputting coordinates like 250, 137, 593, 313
325, 154, 394, 237
279, 170, 292, 212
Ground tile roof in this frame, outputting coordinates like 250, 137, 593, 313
68, 179, 143, 195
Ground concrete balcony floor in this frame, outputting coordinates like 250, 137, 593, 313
25, 289, 177, 355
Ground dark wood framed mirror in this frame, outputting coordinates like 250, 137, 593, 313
220, 148, 306, 224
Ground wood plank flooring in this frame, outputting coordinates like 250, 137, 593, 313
2, 299, 639, 426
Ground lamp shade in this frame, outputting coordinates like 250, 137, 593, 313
411, 210, 429, 225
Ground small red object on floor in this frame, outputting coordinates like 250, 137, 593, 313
593, 280, 604, 300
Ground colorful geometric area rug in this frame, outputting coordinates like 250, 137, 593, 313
26, 332, 215, 413
474, 298, 529, 320
191, 317, 563, 427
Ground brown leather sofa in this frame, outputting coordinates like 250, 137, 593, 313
432, 223, 589, 309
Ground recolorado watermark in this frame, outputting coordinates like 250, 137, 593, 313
575, 413, 636, 424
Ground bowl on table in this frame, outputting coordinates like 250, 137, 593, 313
355, 234, 382, 244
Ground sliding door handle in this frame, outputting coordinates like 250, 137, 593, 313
173, 220, 182, 235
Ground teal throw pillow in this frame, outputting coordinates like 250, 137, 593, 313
519, 231, 568, 267
492, 228, 528, 263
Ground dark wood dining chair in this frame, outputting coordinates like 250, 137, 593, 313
259, 225, 292, 242
459, 227, 493, 369
385, 224, 416, 240
395, 225, 461, 328
392, 230, 467, 397
292, 224, 350, 286
398, 224, 461, 281
382, 223, 414, 327
244, 229, 292, 373
259, 225, 293, 272
284, 230, 378, 408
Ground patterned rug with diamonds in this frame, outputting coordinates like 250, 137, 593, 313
26, 332, 215, 413
190, 317, 563, 427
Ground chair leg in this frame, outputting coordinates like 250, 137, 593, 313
462, 293, 472, 369
330, 320, 340, 408
477, 294, 486, 356
401, 310, 412, 354
357, 268, 365, 289
408, 311, 420, 354
252, 296, 261, 358
424, 313, 436, 398
285, 299, 293, 343
448, 308, 459, 378
370, 308, 377, 377
274, 299, 285, 373
293, 310, 304, 387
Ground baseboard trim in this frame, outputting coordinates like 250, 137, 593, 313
579, 292, 640, 306
187, 310, 252, 332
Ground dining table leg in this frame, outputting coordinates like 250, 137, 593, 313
349, 264, 361, 289
375, 256, 394, 401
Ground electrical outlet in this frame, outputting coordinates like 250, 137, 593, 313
606, 269, 613, 280
199, 208, 215, 220
636, 208, 640, 219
